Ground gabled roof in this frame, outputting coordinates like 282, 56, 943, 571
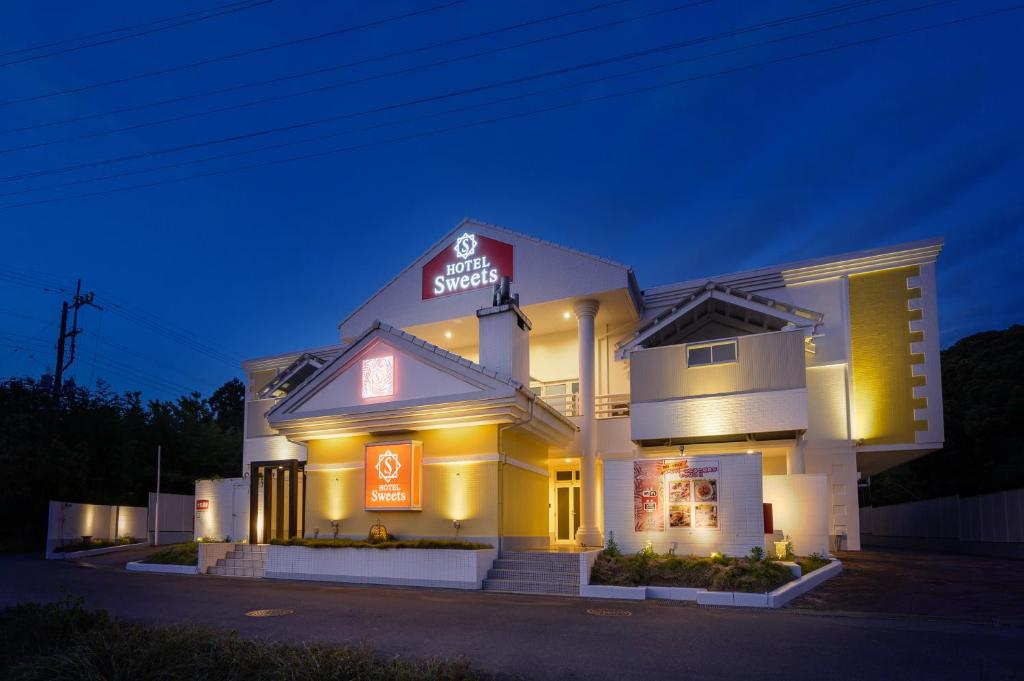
266, 321, 576, 444
336, 217, 641, 336
643, 237, 943, 311
616, 281, 824, 359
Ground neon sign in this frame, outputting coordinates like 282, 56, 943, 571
361, 355, 394, 399
421, 232, 514, 299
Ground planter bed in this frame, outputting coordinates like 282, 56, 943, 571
581, 550, 842, 608
126, 561, 198, 575
266, 545, 498, 590
45, 541, 148, 560
766, 559, 843, 608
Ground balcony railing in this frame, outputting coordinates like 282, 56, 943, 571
538, 392, 631, 419
595, 393, 631, 419
538, 391, 579, 417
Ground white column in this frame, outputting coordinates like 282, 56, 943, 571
574, 299, 603, 547
787, 435, 806, 475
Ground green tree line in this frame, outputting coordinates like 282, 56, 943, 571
0, 376, 243, 551
864, 324, 1023, 506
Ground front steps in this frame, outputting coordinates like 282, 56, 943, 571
206, 544, 266, 578
482, 551, 580, 596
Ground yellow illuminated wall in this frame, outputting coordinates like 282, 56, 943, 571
848, 265, 927, 445
303, 424, 547, 543
306, 425, 497, 466
500, 431, 549, 538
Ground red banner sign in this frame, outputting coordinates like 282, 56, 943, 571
421, 232, 514, 299
196, 499, 209, 511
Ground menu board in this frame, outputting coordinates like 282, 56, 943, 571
633, 460, 664, 532
634, 458, 720, 532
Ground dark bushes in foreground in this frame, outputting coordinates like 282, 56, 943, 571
0, 599, 496, 680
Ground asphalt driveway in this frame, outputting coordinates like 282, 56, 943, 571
2, 550, 1023, 680
787, 548, 1024, 625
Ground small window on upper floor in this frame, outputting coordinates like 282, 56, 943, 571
687, 340, 737, 367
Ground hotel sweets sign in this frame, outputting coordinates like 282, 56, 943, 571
421, 232, 514, 299
633, 459, 720, 532
364, 441, 422, 511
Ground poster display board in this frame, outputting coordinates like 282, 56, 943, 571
634, 458, 720, 532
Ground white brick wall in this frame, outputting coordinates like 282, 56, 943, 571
265, 546, 498, 589
602, 454, 764, 555
631, 389, 808, 441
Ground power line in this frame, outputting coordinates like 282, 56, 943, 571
0, 0, 628, 135
0, 0, 275, 59
0, 0, 947, 184
0, 0, 277, 68
0, 263, 242, 366
0, 3, 1016, 212
0, 0, 712, 154
0, 0, 472, 107
0, 0, 882, 180
3, 327, 206, 397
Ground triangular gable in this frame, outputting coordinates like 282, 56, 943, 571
616, 282, 823, 359
267, 322, 519, 427
337, 218, 639, 341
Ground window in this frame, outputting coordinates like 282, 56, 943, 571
687, 340, 737, 367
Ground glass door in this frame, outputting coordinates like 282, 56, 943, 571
554, 470, 580, 543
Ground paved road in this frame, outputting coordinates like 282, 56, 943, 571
789, 548, 1024, 625
1, 553, 1022, 681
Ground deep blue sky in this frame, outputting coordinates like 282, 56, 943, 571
0, 0, 1021, 401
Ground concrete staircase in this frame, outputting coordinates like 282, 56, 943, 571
206, 544, 266, 578
482, 551, 580, 596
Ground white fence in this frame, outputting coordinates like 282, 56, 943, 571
861, 488, 1024, 558
148, 492, 195, 545
45, 500, 147, 554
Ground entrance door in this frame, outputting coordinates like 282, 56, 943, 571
248, 460, 305, 544
554, 470, 580, 543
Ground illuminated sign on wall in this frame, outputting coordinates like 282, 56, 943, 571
421, 232, 514, 299
365, 441, 422, 511
361, 355, 394, 399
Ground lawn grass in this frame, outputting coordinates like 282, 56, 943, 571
0, 599, 497, 680
590, 549, 795, 593
271, 537, 493, 550
143, 541, 199, 565
796, 553, 832, 575
53, 537, 139, 553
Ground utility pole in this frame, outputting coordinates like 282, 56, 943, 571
52, 278, 101, 398
155, 445, 162, 547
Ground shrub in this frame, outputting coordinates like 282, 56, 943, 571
143, 542, 199, 565
0, 600, 492, 680
270, 537, 493, 550
601, 532, 621, 558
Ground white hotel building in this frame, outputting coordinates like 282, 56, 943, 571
197, 218, 944, 565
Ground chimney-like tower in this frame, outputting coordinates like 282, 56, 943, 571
476, 276, 531, 385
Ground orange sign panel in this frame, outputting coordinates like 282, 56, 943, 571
364, 441, 422, 511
